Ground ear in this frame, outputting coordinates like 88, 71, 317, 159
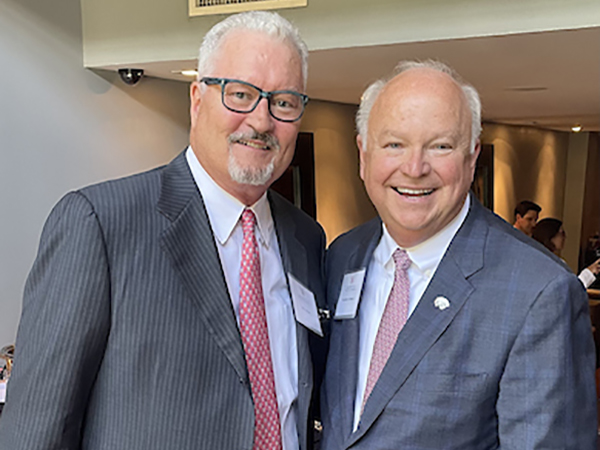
190, 81, 202, 126
357, 134, 366, 181
469, 139, 481, 173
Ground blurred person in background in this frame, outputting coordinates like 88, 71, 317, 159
533, 217, 600, 289
513, 200, 541, 237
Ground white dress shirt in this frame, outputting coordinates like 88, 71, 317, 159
353, 196, 471, 430
186, 148, 298, 450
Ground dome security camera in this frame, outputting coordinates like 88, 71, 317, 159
118, 68, 144, 86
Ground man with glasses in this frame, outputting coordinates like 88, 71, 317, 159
200, 77, 309, 123
0, 11, 326, 450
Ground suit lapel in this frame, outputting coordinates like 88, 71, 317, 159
157, 152, 248, 384
349, 198, 487, 446
269, 192, 315, 449
269, 192, 309, 291
331, 220, 382, 443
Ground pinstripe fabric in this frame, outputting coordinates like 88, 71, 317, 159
321, 196, 597, 450
0, 152, 327, 450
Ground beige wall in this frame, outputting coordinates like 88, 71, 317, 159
481, 123, 569, 223
301, 100, 376, 244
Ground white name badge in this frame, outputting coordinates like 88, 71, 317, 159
289, 274, 323, 337
334, 269, 366, 320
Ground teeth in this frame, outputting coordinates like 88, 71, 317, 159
237, 140, 269, 150
394, 187, 435, 196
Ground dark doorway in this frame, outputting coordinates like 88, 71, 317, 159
271, 132, 316, 219
472, 143, 494, 210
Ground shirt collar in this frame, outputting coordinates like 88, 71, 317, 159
377, 195, 471, 275
185, 146, 273, 247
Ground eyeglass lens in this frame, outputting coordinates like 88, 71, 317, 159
223, 81, 304, 121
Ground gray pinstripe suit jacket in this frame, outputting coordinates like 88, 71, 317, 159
0, 152, 326, 450
321, 196, 596, 449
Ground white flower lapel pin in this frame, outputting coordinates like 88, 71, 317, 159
434, 296, 450, 311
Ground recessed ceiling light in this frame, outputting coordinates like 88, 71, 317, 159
171, 69, 198, 77
571, 125, 582, 133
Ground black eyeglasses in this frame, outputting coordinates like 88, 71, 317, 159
201, 77, 309, 123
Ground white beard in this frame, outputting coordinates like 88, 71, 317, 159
227, 130, 279, 186
228, 153, 275, 186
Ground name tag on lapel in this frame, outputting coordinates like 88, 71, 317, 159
288, 274, 323, 337
334, 269, 366, 320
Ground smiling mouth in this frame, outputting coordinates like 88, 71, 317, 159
393, 187, 436, 197
234, 139, 271, 151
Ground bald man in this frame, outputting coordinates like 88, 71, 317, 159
321, 61, 596, 449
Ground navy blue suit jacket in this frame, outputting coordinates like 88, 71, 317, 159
321, 197, 596, 449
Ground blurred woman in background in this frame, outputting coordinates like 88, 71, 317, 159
532, 217, 600, 288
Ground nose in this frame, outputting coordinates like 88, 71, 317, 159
399, 148, 431, 178
245, 97, 275, 134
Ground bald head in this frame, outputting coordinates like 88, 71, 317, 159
357, 60, 481, 153
371, 68, 473, 152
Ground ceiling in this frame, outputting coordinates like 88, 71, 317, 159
101, 27, 600, 133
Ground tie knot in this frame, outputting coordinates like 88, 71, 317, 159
393, 248, 411, 271
241, 209, 256, 235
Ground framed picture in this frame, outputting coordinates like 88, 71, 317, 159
189, 0, 307, 17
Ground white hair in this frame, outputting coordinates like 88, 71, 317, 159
197, 11, 308, 89
356, 60, 482, 153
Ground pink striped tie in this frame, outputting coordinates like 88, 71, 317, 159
239, 209, 282, 450
362, 248, 411, 412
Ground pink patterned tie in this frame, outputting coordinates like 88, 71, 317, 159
362, 248, 411, 412
239, 209, 282, 450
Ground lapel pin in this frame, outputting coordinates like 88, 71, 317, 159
434, 296, 450, 311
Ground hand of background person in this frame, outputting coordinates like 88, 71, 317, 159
586, 258, 600, 275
